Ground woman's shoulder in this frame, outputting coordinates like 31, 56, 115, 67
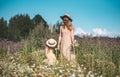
60, 25, 64, 29
60, 25, 62, 28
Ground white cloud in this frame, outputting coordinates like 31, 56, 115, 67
92, 28, 120, 37
92, 28, 109, 36
74, 27, 120, 38
74, 27, 87, 37
107, 32, 120, 37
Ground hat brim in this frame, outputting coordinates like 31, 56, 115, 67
46, 39, 57, 48
60, 16, 72, 21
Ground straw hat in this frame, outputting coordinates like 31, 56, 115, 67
46, 38, 57, 48
60, 14, 72, 21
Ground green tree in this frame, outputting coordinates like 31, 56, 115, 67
53, 20, 62, 34
0, 17, 8, 39
32, 14, 48, 28
8, 14, 34, 41
29, 21, 50, 49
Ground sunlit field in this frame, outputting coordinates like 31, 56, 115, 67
0, 36, 120, 77
1, 0, 120, 76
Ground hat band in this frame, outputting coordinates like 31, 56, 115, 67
48, 42, 55, 45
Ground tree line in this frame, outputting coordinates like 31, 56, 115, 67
0, 14, 61, 41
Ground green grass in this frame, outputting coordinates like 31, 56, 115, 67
0, 37, 120, 77
0, 49, 87, 77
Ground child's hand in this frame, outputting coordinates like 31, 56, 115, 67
55, 48, 58, 51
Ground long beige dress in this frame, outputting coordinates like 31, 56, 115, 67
60, 26, 75, 61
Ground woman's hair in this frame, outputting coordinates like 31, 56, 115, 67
62, 23, 74, 31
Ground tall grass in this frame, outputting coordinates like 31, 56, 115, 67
0, 36, 120, 77
75, 37, 120, 77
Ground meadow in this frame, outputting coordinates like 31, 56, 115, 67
0, 36, 120, 77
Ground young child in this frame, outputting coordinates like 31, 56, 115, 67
44, 38, 58, 65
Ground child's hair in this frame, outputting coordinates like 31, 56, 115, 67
46, 45, 54, 53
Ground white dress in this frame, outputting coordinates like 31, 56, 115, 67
60, 26, 75, 61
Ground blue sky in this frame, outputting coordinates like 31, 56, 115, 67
0, 0, 120, 37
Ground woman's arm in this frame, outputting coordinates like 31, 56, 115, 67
71, 28, 75, 47
57, 26, 62, 50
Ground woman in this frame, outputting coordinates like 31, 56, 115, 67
57, 14, 75, 61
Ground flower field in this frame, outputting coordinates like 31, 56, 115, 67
0, 37, 120, 77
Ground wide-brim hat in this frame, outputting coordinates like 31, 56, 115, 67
46, 38, 57, 48
60, 14, 72, 21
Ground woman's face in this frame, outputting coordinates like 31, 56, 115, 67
63, 17, 69, 25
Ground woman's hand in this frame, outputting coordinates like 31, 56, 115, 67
72, 43, 75, 48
